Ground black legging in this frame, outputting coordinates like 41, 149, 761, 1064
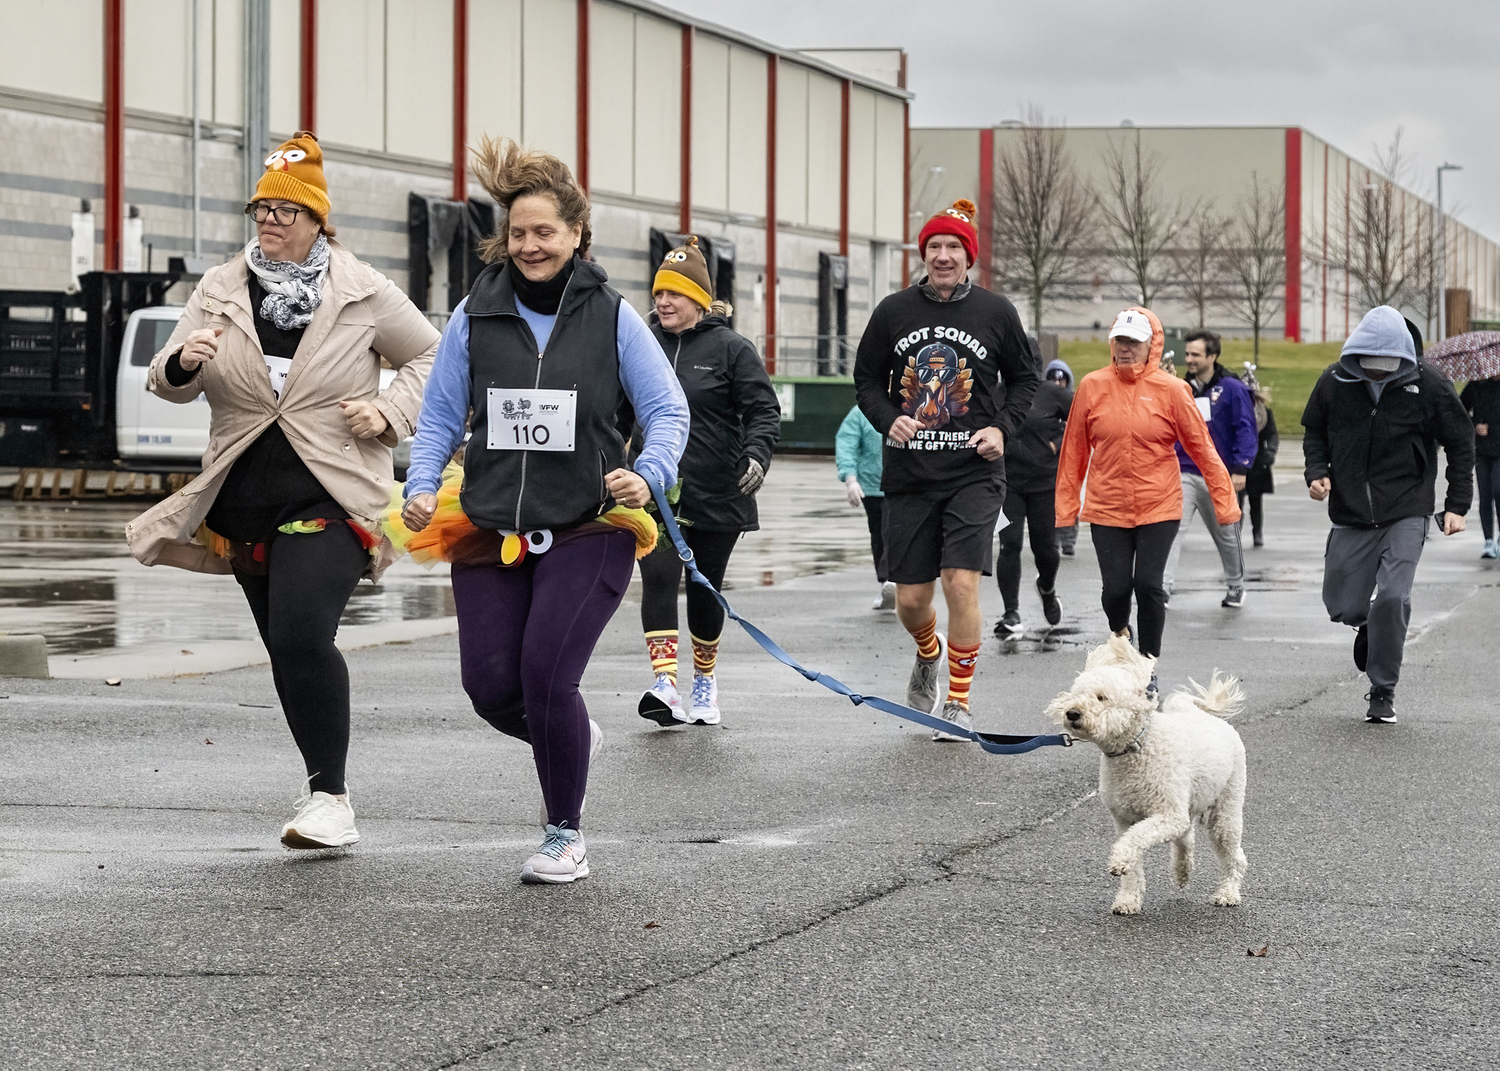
1090, 520, 1177, 658
995, 487, 1059, 612
1237, 490, 1266, 540
639, 527, 741, 640
235, 521, 367, 795
862, 496, 888, 583
1477, 455, 1500, 540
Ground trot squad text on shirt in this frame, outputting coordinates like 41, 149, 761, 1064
889, 324, 991, 450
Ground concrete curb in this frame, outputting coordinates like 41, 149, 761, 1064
0, 635, 51, 678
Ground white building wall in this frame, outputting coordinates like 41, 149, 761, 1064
317, 0, 386, 153
2, 0, 104, 103
467, 0, 523, 152
804, 70, 841, 233
632, 13, 681, 205
725, 45, 766, 219
690, 34, 730, 213
386, 0, 453, 163
520, 0, 576, 171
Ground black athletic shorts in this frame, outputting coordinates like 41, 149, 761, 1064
882, 481, 1005, 584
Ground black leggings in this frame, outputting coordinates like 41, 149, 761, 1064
995, 487, 1060, 611
1237, 490, 1265, 538
638, 527, 741, 640
862, 496, 888, 582
1090, 520, 1177, 658
1477, 455, 1500, 540
235, 522, 367, 795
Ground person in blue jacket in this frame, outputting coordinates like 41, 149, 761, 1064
1162, 329, 1258, 608
835, 404, 892, 609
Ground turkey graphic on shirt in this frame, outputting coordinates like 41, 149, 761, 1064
900, 341, 973, 430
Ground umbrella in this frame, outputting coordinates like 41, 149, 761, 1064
1424, 331, 1500, 382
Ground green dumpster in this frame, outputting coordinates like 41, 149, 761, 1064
770, 376, 857, 453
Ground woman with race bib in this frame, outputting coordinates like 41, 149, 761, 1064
398, 138, 688, 885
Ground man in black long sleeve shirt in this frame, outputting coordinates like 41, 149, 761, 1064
853, 198, 1039, 741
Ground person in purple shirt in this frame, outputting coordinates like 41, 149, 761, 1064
1162, 329, 1258, 609
401, 138, 687, 886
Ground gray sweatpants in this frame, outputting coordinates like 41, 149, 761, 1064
1322, 516, 1428, 690
1163, 471, 1244, 594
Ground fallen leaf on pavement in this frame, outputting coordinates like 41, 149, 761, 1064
644, 921, 660, 930
204, 738, 214, 745
105, 678, 121, 686
1247, 944, 1269, 957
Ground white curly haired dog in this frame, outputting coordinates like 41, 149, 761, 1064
1045, 634, 1248, 916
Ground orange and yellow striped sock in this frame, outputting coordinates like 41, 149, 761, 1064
908, 611, 942, 662
690, 633, 720, 677
645, 630, 678, 684
946, 640, 981, 709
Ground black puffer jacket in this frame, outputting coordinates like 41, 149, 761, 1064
1302, 356, 1475, 528
624, 313, 781, 532
1005, 381, 1073, 494
1460, 379, 1500, 460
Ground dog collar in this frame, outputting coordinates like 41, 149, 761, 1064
1104, 718, 1150, 758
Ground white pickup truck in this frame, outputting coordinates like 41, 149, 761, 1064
115, 305, 412, 475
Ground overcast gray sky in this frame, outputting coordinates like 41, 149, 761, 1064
670, 0, 1500, 240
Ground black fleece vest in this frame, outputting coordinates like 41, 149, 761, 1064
461, 258, 627, 531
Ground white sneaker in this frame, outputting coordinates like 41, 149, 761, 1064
873, 581, 897, 610
281, 788, 359, 849
1482, 538, 1498, 560
540, 719, 603, 829
521, 825, 590, 884
931, 699, 974, 743
638, 673, 686, 726
687, 673, 721, 725
906, 632, 946, 716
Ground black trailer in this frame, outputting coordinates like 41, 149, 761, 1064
0, 268, 180, 465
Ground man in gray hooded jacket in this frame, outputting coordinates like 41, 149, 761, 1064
1302, 305, 1475, 723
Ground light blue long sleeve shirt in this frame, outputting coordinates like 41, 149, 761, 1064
403, 295, 688, 500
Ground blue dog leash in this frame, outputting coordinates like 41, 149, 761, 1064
646, 479, 1071, 756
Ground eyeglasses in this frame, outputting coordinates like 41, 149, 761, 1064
245, 203, 309, 225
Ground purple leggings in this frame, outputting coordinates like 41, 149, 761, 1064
450, 525, 636, 831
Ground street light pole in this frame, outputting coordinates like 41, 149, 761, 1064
1436, 162, 1462, 339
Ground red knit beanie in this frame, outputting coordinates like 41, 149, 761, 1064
917, 199, 979, 268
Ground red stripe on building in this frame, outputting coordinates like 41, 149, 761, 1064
451, 0, 467, 201
978, 127, 993, 289
300, 0, 317, 132
103, 0, 123, 271
1283, 127, 1301, 341
576, 0, 589, 192
679, 26, 693, 234
765, 54, 778, 373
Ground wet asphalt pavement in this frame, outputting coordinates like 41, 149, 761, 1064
2, 450, 1499, 1069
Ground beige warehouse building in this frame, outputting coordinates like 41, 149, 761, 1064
0, 0, 912, 375
912, 123, 1499, 342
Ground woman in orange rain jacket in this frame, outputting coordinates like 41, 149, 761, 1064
1055, 306, 1240, 661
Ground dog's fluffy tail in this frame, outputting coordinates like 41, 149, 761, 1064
1180, 671, 1246, 719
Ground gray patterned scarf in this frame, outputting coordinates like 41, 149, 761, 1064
245, 234, 330, 330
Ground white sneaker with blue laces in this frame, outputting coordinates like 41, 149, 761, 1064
687, 673, 721, 725
521, 825, 589, 884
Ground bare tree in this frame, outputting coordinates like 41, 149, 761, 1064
1331, 130, 1419, 312
1223, 173, 1286, 359
989, 108, 1097, 335
1406, 200, 1441, 342
1171, 203, 1231, 329
1097, 135, 1186, 308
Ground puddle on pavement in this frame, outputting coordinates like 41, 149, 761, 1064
0, 457, 873, 656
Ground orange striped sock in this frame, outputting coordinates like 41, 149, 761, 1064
690, 633, 720, 677
908, 611, 941, 662
645, 630, 678, 684
946, 640, 981, 709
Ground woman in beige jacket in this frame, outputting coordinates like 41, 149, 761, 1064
127, 133, 437, 849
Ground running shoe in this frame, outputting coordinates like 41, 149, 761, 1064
539, 719, 603, 829
1036, 578, 1062, 627
281, 788, 359, 849
873, 581, 897, 611
1221, 588, 1245, 609
994, 610, 1024, 637
906, 632, 946, 715
1364, 687, 1397, 724
1483, 539, 1498, 560
1353, 625, 1369, 672
931, 699, 973, 743
638, 673, 686, 726
686, 673, 721, 725
521, 825, 590, 884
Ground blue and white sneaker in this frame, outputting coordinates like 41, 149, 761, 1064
1482, 538, 1498, 560
638, 673, 686, 726
521, 825, 589, 884
687, 673, 721, 725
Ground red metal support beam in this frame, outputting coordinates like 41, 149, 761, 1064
1284, 127, 1302, 341
764, 53, 778, 373
452, 0, 468, 200
838, 78, 850, 258
679, 25, 692, 234
576, 0, 590, 192
977, 127, 994, 289
103, 0, 124, 271
299, 0, 317, 132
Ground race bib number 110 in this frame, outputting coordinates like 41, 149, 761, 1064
486, 388, 577, 452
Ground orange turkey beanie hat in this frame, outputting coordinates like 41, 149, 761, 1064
917, 198, 979, 269
252, 131, 331, 221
